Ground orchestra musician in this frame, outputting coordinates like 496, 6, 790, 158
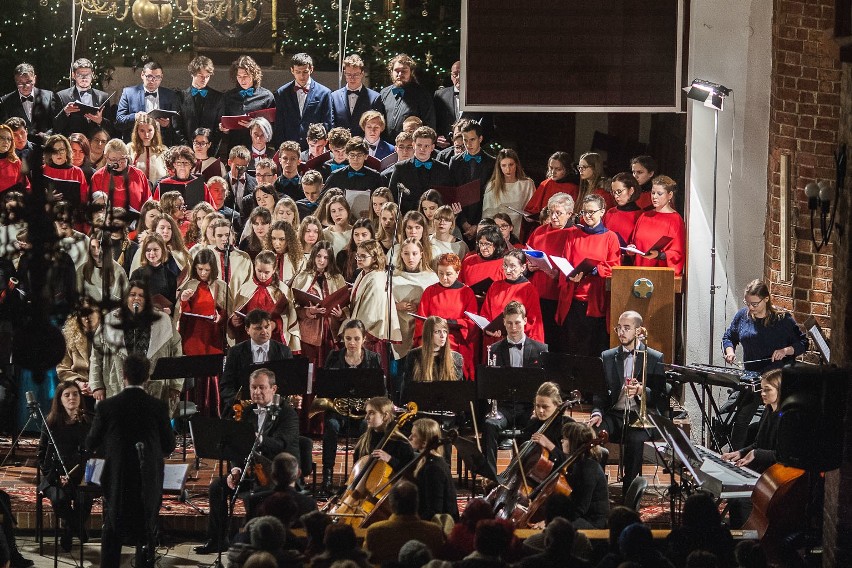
195, 367, 301, 555
721, 279, 807, 450
481, 301, 548, 477
353, 397, 415, 477
408, 418, 459, 521
401, 315, 463, 401
559, 421, 609, 529
590, 310, 665, 499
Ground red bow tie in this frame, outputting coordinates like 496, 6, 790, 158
295, 84, 309, 94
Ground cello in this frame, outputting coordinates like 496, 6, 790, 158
484, 391, 581, 520
325, 402, 418, 524
513, 431, 609, 527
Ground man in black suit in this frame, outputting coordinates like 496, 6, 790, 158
379, 54, 436, 141
481, 301, 548, 477
590, 310, 665, 498
86, 353, 176, 568
273, 53, 333, 149
115, 61, 183, 145
53, 58, 115, 138
196, 366, 301, 553
220, 309, 294, 413
0, 63, 58, 144
224, 145, 257, 214
388, 126, 449, 213
323, 137, 382, 196
433, 61, 494, 144
449, 120, 496, 241
330, 54, 384, 138
177, 56, 225, 150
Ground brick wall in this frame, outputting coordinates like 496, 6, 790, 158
765, 0, 840, 348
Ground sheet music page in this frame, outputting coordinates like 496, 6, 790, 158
809, 324, 830, 362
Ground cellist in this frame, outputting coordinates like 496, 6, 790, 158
512, 382, 570, 471
558, 421, 609, 529
355, 397, 416, 478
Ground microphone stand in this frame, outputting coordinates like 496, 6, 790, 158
218, 206, 239, 419
385, 183, 407, 400
1, 394, 41, 466
136, 442, 155, 568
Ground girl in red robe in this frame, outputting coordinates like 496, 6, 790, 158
416, 253, 479, 380
0, 124, 25, 192
524, 151, 580, 216
459, 225, 507, 307
628, 175, 686, 276
481, 249, 544, 352
603, 173, 644, 251
557, 195, 622, 358
575, 152, 616, 210
177, 248, 226, 415
630, 155, 658, 210
43, 134, 89, 206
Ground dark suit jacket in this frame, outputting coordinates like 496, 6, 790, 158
433, 86, 494, 140
379, 83, 436, 140
115, 84, 183, 144
53, 86, 115, 138
596, 344, 666, 415
227, 173, 258, 213
490, 337, 547, 368
388, 157, 450, 213
273, 80, 333, 148
0, 87, 58, 140
323, 165, 382, 192
86, 386, 175, 531
177, 86, 225, 148
449, 151, 497, 228
329, 86, 383, 137
219, 86, 275, 156
369, 139, 395, 160
244, 400, 301, 465
220, 340, 294, 412
324, 348, 382, 369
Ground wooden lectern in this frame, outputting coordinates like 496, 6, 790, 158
608, 267, 680, 363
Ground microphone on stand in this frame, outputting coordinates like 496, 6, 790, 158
133, 302, 140, 314
270, 394, 281, 416
25, 391, 37, 408
397, 183, 411, 196
136, 441, 145, 464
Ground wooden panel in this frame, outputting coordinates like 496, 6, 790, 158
462, 0, 686, 111
609, 267, 676, 363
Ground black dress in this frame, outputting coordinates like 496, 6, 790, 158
416, 453, 459, 521
565, 456, 609, 529
38, 420, 93, 531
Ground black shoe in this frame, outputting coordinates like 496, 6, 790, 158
10, 551, 34, 568
194, 540, 229, 554
60, 526, 73, 552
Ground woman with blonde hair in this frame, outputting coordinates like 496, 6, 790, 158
402, 316, 462, 394
375, 201, 399, 253
129, 113, 168, 184
352, 397, 414, 474
409, 418, 459, 520
0, 124, 23, 192
482, 148, 534, 237
392, 238, 438, 369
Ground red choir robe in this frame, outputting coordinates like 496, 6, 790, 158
630, 210, 686, 276
603, 203, 643, 247
526, 224, 571, 301
292, 269, 347, 367
634, 190, 654, 210
89, 165, 151, 212
480, 277, 544, 350
415, 281, 479, 380
230, 275, 301, 351
459, 254, 505, 306
152, 175, 214, 204
44, 163, 89, 204
524, 177, 580, 215
0, 158, 24, 192
556, 226, 622, 323
177, 278, 227, 415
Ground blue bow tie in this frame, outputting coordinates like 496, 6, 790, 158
464, 153, 482, 164
239, 88, 255, 97
191, 87, 208, 97
414, 158, 432, 170
304, 201, 319, 209
330, 163, 347, 172
348, 170, 365, 178
281, 176, 300, 186
391, 87, 405, 97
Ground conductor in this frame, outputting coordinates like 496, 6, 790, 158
86, 353, 176, 568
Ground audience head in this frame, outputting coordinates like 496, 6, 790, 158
388, 480, 419, 515
474, 519, 514, 558
682, 491, 722, 530
618, 523, 653, 561
271, 452, 300, 488
399, 540, 433, 568
247, 515, 286, 551
543, 517, 577, 556
607, 506, 641, 550
459, 498, 494, 530
324, 522, 358, 556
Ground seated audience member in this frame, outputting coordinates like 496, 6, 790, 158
299, 511, 333, 560
594, 506, 642, 568
667, 492, 735, 568
225, 516, 304, 568
441, 498, 495, 561
515, 518, 591, 568
454, 519, 516, 568
398, 540, 433, 568
310, 524, 370, 568
363, 481, 445, 566
520, 493, 593, 562
256, 452, 318, 524
619, 523, 675, 568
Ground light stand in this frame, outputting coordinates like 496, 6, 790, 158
804, 143, 844, 252
684, 78, 731, 367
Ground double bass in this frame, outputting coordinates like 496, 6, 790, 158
325, 402, 418, 524
484, 392, 581, 520
513, 431, 609, 527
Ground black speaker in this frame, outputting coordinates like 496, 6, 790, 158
776, 364, 850, 471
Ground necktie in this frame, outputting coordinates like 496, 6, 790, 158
509, 342, 523, 350
348, 170, 365, 178
464, 153, 482, 164
330, 163, 347, 173
295, 84, 309, 94
414, 158, 432, 170
391, 87, 405, 97
144, 91, 157, 97
256, 346, 265, 362
191, 87, 208, 97
368, 144, 377, 151
239, 88, 255, 97
254, 407, 268, 416
20, 95, 33, 103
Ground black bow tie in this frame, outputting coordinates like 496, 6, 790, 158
145, 91, 157, 97
78, 90, 90, 96
347, 89, 360, 96
20, 95, 33, 103
509, 342, 523, 350
622, 349, 635, 358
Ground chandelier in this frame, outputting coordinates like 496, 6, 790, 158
77, 0, 258, 30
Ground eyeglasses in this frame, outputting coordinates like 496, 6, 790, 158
478, 241, 494, 249
51, 147, 67, 153
91, 138, 108, 145
106, 157, 129, 165
576, 165, 591, 172
177, 204, 187, 210
354, 254, 372, 261
612, 189, 629, 197
495, 223, 510, 230
173, 160, 192, 167
143, 74, 163, 82
192, 140, 210, 147
581, 209, 602, 217
343, 72, 363, 79
743, 298, 765, 308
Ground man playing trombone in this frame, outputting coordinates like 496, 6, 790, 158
588, 310, 666, 501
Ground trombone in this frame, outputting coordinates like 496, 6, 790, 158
630, 326, 655, 429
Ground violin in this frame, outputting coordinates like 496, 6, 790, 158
513, 431, 609, 527
231, 387, 271, 488
325, 402, 418, 525
485, 392, 581, 520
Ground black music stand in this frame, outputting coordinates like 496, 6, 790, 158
663, 364, 732, 451
242, 357, 311, 398
314, 368, 386, 482
476, 365, 545, 435
648, 413, 702, 527
152, 354, 225, 462
541, 352, 607, 397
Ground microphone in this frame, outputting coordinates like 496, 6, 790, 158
236, 165, 247, 174
25, 391, 37, 408
397, 183, 411, 196
136, 441, 145, 463
133, 302, 140, 313
270, 393, 281, 414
